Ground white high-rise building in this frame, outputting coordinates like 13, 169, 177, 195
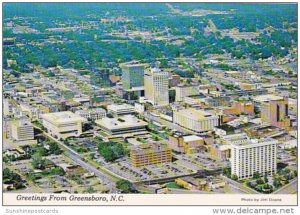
228, 134, 277, 180
144, 68, 169, 107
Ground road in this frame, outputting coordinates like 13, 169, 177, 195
273, 179, 297, 194
220, 176, 260, 194
40, 130, 119, 193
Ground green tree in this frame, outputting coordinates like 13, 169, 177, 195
116, 180, 134, 193
252, 172, 260, 179
231, 174, 238, 181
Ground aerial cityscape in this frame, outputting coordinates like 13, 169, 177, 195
2, 3, 297, 196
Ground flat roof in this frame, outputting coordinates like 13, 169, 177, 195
95, 115, 147, 129
253, 94, 284, 103
107, 104, 135, 111
119, 61, 148, 68
182, 135, 203, 142
131, 143, 170, 154
76, 108, 106, 114
175, 108, 216, 120
42, 111, 87, 124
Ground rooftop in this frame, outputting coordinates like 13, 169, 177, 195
131, 143, 170, 154
175, 108, 216, 120
95, 115, 147, 129
76, 108, 106, 114
41, 111, 87, 124
107, 103, 135, 111
253, 94, 284, 103
182, 135, 203, 142
120, 60, 148, 68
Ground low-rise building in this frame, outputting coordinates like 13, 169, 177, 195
169, 134, 205, 154
95, 115, 148, 141
75, 108, 106, 121
107, 104, 136, 116
41, 111, 87, 140
175, 177, 207, 190
175, 84, 199, 102
11, 119, 35, 141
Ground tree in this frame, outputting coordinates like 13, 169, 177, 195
116, 180, 134, 193
256, 178, 264, 185
98, 142, 125, 162
273, 178, 281, 188
253, 172, 260, 179
48, 142, 62, 155
231, 174, 238, 181
31, 153, 46, 170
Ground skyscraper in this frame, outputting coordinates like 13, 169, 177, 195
144, 68, 169, 107
120, 61, 147, 90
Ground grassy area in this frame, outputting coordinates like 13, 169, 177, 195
166, 182, 183, 189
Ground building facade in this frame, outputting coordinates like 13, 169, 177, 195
173, 108, 219, 132
120, 61, 147, 90
229, 134, 277, 180
75, 108, 106, 121
95, 115, 148, 141
175, 84, 199, 102
107, 104, 136, 116
130, 143, 172, 167
260, 96, 290, 130
41, 111, 87, 140
11, 119, 35, 141
144, 68, 169, 107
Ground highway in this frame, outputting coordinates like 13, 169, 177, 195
39, 128, 118, 193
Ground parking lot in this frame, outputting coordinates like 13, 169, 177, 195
105, 158, 197, 182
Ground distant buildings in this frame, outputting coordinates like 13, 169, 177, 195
41, 111, 87, 140
75, 108, 106, 121
130, 143, 172, 167
120, 61, 147, 90
11, 119, 35, 141
107, 103, 136, 116
3, 99, 12, 116
95, 115, 148, 141
227, 133, 277, 180
173, 108, 219, 132
144, 68, 169, 107
90, 67, 111, 87
221, 101, 254, 116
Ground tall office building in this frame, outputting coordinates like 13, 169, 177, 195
144, 68, 169, 107
120, 61, 147, 90
260, 95, 290, 130
228, 133, 277, 180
